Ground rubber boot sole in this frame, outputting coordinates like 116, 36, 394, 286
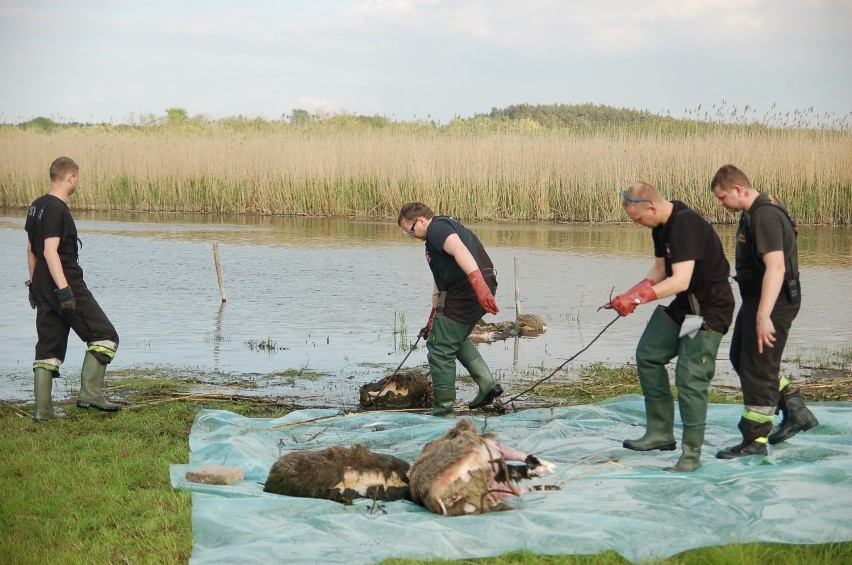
768, 418, 818, 445
76, 400, 121, 412
469, 384, 503, 409
622, 440, 676, 452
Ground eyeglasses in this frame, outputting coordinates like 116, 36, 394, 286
622, 191, 653, 205
401, 218, 419, 236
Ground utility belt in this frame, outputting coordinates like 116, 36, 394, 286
734, 274, 800, 304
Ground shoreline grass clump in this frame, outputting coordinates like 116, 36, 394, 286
1, 104, 849, 224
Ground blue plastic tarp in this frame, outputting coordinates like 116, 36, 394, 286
170, 396, 852, 564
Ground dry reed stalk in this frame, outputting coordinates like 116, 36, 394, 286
1, 128, 849, 223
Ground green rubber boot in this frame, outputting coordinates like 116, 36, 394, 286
427, 315, 467, 417
623, 397, 677, 451
76, 351, 121, 412
430, 387, 456, 417
457, 340, 502, 409
665, 428, 704, 472
34, 367, 57, 421
665, 329, 722, 472
625, 307, 679, 451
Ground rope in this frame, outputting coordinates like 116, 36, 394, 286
501, 314, 620, 405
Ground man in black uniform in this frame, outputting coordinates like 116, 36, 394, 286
711, 164, 818, 458
398, 202, 501, 416
604, 182, 734, 472
25, 156, 120, 421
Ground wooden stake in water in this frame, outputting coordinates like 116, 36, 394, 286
213, 243, 227, 303
514, 257, 522, 318
514, 257, 521, 369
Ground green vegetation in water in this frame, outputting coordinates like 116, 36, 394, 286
268, 368, 327, 381
393, 310, 411, 353
529, 362, 742, 405
795, 344, 852, 371
245, 336, 287, 352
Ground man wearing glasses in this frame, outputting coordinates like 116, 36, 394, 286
397, 202, 501, 416
604, 182, 734, 472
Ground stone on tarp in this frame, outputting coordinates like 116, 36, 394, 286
185, 465, 244, 485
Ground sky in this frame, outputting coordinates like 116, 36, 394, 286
1, 0, 851, 125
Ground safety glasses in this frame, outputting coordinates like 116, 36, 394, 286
401, 218, 420, 236
622, 191, 653, 205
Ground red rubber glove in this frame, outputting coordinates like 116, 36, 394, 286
468, 269, 499, 315
610, 279, 657, 317
419, 307, 437, 338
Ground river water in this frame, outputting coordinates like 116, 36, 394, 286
1, 209, 849, 405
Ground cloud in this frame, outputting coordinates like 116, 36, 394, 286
0, 0, 848, 123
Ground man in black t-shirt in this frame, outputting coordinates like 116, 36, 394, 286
711, 164, 818, 459
604, 182, 735, 472
25, 157, 120, 421
397, 202, 501, 416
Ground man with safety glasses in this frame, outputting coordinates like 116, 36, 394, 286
604, 182, 734, 471
397, 202, 501, 416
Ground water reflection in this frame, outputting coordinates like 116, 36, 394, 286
3, 209, 848, 267
213, 303, 226, 371
1, 209, 849, 404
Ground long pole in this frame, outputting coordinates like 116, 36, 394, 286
514, 257, 521, 318
213, 243, 227, 303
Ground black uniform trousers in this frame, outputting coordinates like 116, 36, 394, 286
729, 293, 799, 409
32, 261, 118, 369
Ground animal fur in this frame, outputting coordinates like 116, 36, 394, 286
469, 314, 548, 344
408, 419, 558, 516
359, 370, 433, 409
263, 445, 410, 504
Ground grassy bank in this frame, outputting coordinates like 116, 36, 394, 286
2, 365, 849, 564
1, 124, 849, 223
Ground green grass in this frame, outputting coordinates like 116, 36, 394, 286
0, 370, 848, 564
523, 362, 743, 406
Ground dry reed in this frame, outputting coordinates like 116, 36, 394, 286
1, 126, 849, 224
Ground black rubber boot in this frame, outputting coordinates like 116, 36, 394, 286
768, 387, 819, 444
623, 398, 677, 451
716, 440, 768, 459
716, 416, 770, 459
76, 351, 121, 412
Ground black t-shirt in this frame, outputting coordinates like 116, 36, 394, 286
25, 194, 79, 267
652, 201, 734, 333
734, 193, 799, 296
424, 216, 497, 324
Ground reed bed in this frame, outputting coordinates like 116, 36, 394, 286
1, 126, 849, 223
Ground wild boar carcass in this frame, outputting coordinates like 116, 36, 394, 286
408, 419, 558, 516
469, 314, 549, 344
263, 444, 410, 504
360, 370, 433, 409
